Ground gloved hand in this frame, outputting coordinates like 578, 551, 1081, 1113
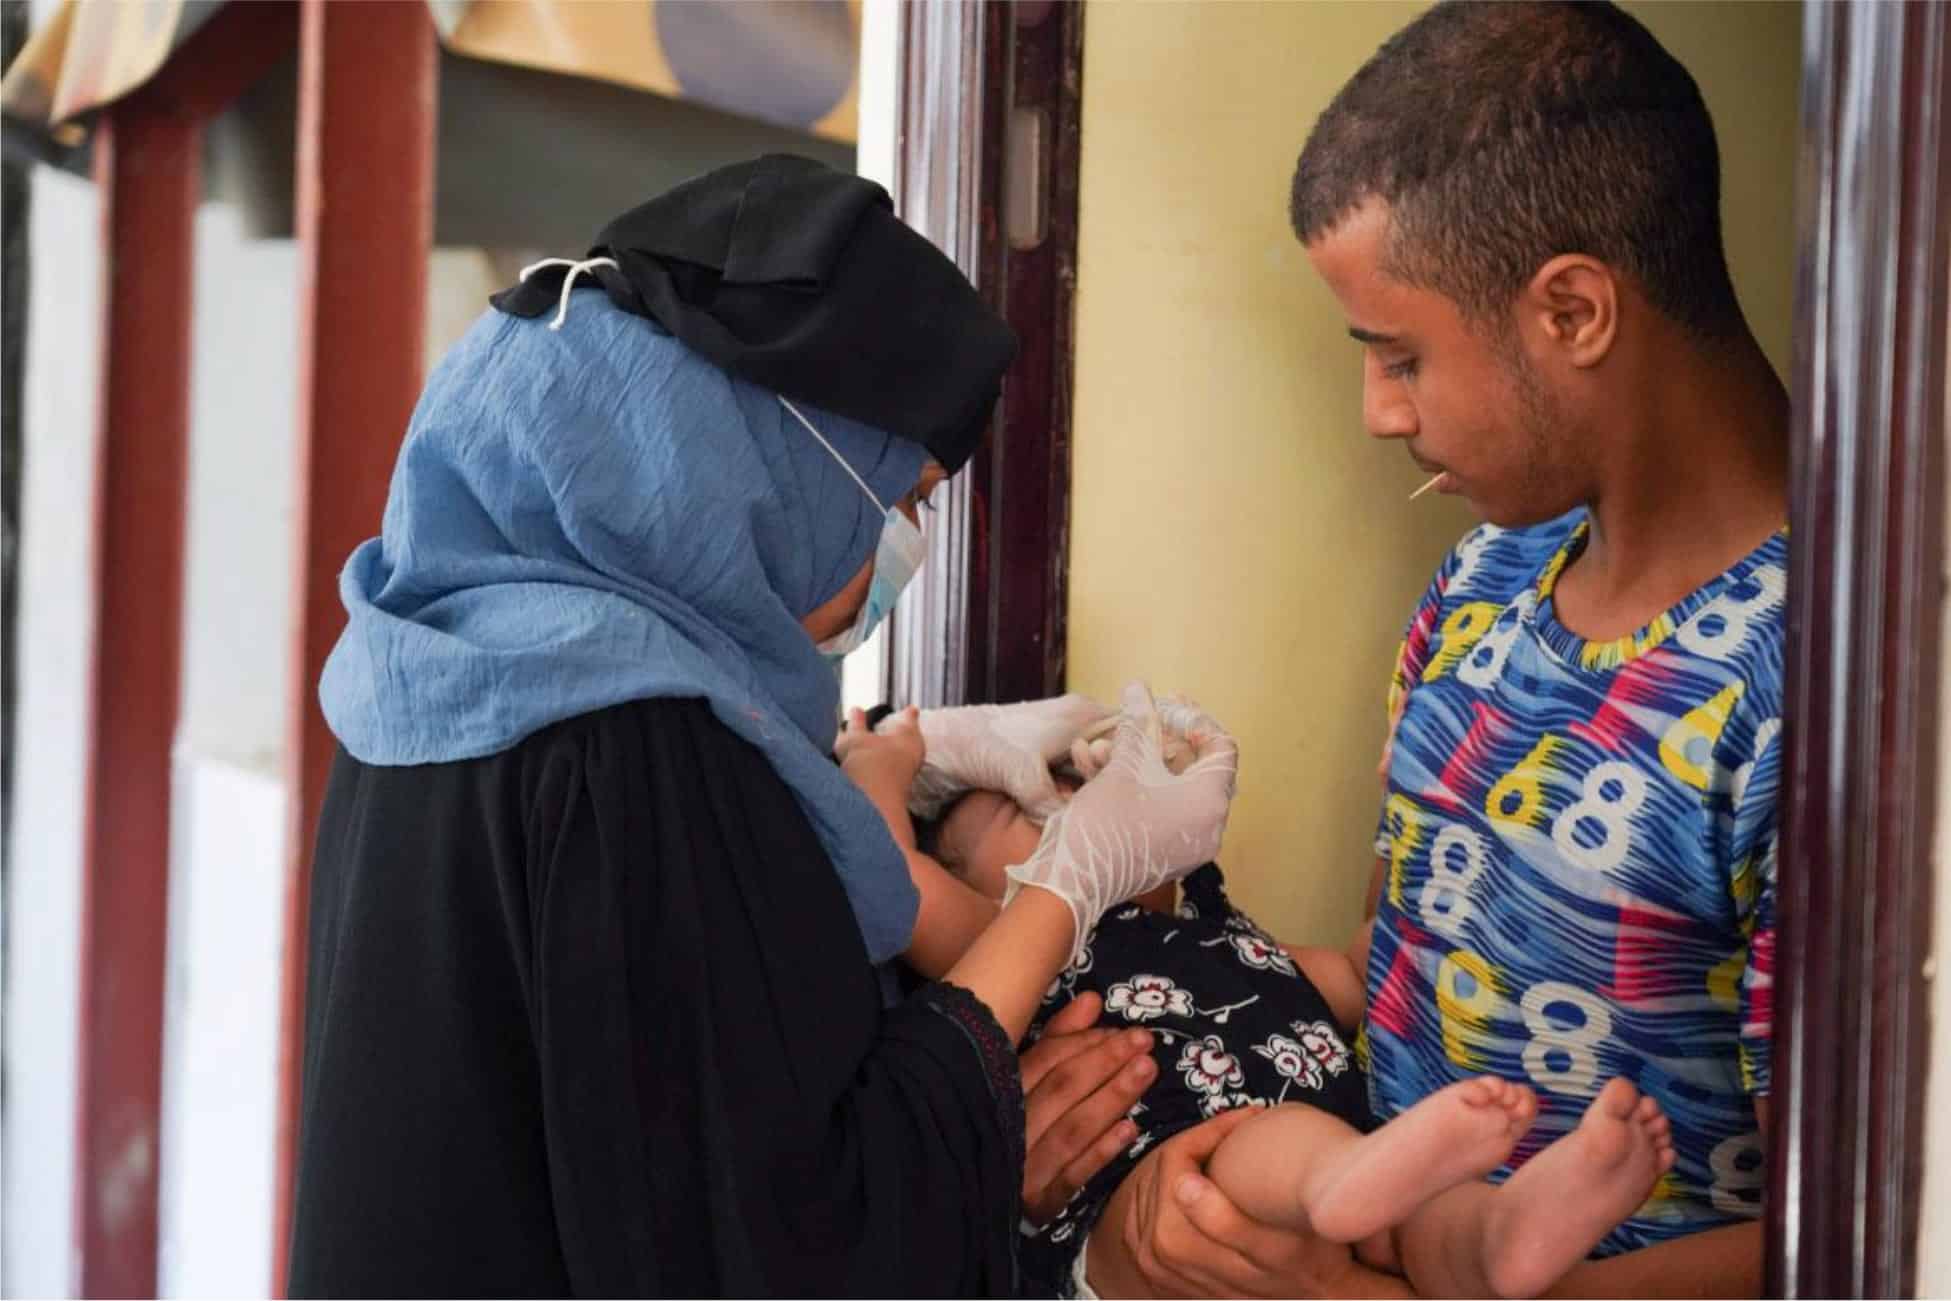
1067, 694, 1206, 780
893, 693, 1114, 821
1005, 682, 1240, 968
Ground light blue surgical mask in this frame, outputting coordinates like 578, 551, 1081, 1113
780, 397, 928, 661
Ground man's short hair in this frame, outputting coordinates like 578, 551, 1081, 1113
1291, 1, 1743, 341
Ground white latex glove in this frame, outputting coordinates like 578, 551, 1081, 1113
1067, 694, 1203, 780
1005, 682, 1240, 968
892, 693, 1113, 821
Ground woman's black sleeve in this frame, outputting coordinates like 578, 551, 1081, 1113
526, 699, 1025, 1297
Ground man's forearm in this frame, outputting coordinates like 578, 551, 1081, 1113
1543, 1221, 1760, 1299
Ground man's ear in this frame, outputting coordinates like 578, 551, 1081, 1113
1520, 254, 1618, 369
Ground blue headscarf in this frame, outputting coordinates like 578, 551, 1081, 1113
319, 296, 928, 964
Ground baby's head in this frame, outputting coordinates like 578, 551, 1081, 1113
922, 788, 1054, 901
921, 776, 1178, 915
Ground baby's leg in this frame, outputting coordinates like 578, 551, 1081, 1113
1206, 1077, 1535, 1242
1391, 1077, 1676, 1298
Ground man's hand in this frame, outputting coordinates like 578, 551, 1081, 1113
1018, 992, 1158, 1224
1088, 1111, 1414, 1298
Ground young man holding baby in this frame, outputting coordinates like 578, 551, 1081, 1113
881, 4, 1787, 1295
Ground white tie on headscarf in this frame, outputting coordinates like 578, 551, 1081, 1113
519, 255, 623, 331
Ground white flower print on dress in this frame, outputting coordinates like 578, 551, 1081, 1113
1254, 1033, 1323, 1091
1200, 1091, 1269, 1119
1042, 939, 1096, 1003
1127, 1131, 1156, 1159
1254, 1021, 1351, 1098
1294, 1019, 1352, 1080
1177, 1034, 1245, 1096
1105, 974, 1194, 1022
1228, 931, 1297, 976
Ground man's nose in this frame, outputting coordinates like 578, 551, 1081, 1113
1363, 375, 1417, 440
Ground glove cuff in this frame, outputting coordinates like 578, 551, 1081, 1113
1002, 870, 1095, 973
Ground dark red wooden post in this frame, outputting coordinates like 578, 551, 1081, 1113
270, 2, 438, 1291
1768, 1, 1950, 1294
73, 97, 198, 1301
887, 0, 1084, 708
70, 7, 297, 1295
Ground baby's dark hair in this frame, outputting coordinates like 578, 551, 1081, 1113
913, 808, 953, 868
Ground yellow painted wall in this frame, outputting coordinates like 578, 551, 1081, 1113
1068, 0, 1803, 945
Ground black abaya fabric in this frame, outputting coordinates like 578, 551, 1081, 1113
287, 697, 1024, 1298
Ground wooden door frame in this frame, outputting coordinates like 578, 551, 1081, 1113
886, 0, 1081, 708
895, 2, 1951, 1294
1768, 2, 1948, 1295
68, 7, 301, 1294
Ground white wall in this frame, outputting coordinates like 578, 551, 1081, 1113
6, 181, 303, 1301
3, 176, 505, 1300
152, 199, 299, 1299
156, 757, 288, 1298
5, 161, 100, 1301
838, 0, 900, 714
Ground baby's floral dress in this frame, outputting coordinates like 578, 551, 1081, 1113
1018, 866, 1369, 1297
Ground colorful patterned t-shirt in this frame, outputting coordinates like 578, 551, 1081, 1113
1364, 509, 1782, 1257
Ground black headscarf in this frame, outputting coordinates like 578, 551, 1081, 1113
492, 154, 1017, 474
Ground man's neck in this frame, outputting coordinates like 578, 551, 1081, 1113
1555, 335, 1790, 642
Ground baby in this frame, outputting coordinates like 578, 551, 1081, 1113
851, 712, 1676, 1299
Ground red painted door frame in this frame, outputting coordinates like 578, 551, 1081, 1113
1767, 2, 1949, 1294
76, 93, 199, 1301
71, 7, 297, 1295
269, 3, 438, 1293
887, 0, 1083, 708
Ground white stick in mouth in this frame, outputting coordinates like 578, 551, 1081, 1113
1408, 472, 1446, 501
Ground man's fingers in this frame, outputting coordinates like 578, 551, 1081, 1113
1161, 1174, 1282, 1295
1023, 1039, 1156, 1187
1131, 1199, 1213, 1299
1171, 1103, 1258, 1157
1041, 991, 1102, 1038
1025, 1112, 1138, 1225
1055, 1115, 1138, 1198
1125, 1110, 1274, 1296
1154, 1200, 1262, 1298
1019, 1023, 1118, 1097
1119, 1174, 1206, 1300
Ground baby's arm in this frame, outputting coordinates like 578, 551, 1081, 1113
1286, 916, 1374, 1031
1276, 856, 1386, 1031
903, 847, 1000, 978
837, 708, 998, 979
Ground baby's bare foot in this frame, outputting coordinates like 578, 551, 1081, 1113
1481, 1078, 1675, 1298
1302, 1076, 1537, 1243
